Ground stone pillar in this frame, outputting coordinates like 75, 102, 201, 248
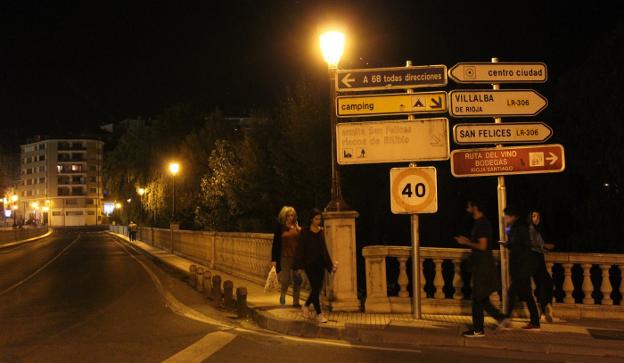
323, 210, 360, 312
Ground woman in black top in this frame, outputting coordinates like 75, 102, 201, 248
294, 209, 336, 323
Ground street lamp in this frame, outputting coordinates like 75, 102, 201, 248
11, 195, 19, 227
168, 162, 180, 220
137, 187, 145, 224
320, 31, 350, 211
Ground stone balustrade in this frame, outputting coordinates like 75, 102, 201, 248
363, 245, 624, 319
108, 225, 624, 320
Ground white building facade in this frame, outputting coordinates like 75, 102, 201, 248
18, 139, 104, 226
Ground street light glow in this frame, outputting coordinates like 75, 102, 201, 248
137, 187, 145, 196
168, 162, 180, 176
115, 202, 122, 209
11, 195, 18, 202
31, 202, 39, 209
126, 198, 132, 203
320, 31, 345, 68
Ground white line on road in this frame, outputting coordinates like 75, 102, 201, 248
162, 331, 237, 363
112, 237, 231, 328
0, 233, 81, 296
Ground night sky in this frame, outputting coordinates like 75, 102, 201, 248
2, 1, 621, 145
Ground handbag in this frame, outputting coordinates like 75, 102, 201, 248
264, 266, 279, 293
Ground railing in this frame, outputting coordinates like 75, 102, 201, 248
107, 225, 624, 320
363, 245, 624, 319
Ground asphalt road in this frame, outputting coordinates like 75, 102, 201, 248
1, 228, 615, 363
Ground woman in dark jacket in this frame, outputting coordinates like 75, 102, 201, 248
294, 209, 336, 323
502, 206, 541, 330
528, 210, 557, 322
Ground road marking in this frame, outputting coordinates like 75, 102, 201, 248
0, 233, 81, 296
162, 331, 236, 362
111, 237, 231, 328
110, 232, 423, 354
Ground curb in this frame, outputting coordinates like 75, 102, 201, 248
108, 231, 624, 359
0, 228, 53, 249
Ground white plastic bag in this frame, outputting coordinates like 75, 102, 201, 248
264, 266, 279, 293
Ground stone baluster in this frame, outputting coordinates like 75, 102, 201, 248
582, 263, 594, 305
452, 258, 463, 300
620, 265, 624, 306
397, 257, 409, 298
546, 262, 555, 300
420, 258, 427, 298
433, 258, 445, 299
600, 264, 613, 305
562, 263, 575, 304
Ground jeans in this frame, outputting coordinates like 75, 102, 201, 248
505, 277, 540, 326
304, 263, 325, 314
472, 296, 506, 332
278, 256, 301, 304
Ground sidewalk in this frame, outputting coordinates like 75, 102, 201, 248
110, 231, 624, 359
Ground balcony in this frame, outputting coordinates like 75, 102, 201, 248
58, 143, 86, 151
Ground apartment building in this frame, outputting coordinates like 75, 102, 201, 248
18, 138, 104, 226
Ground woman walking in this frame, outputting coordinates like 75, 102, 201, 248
271, 206, 302, 307
528, 210, 557, 322
294, 209, 336, 323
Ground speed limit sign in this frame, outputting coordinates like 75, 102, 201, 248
390, 167, 438, 214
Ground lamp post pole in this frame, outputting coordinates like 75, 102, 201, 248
321, 31, 350, 212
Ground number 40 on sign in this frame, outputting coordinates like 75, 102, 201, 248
390, 167, 438, 214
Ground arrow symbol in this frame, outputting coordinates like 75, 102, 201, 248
430, 97, 442, 109
546, 152, 558, 165
341, 73, 355, 88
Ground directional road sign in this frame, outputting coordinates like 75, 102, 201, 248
336, 65, 447, 92
336, 118, 449, 165
390, 167, 438, 214
448, 62, 548, 84
450, 144, 565, 177
449, 89, 547, 117
453, 122, 553, 145
337, 92, 447, 117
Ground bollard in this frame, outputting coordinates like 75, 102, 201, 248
203, 270, 212, 297
211, 275, 222, 302
196, 267, 204, 292
236, 287, 248, 318
188, 265, 197, 287
223, 280, 235, 308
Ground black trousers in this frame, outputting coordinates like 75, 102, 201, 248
304, 263, 325, 314
472, 296, 506, 332
505, 277, 540, 326
531, 251, 554, 310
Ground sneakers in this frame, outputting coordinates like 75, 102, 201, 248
301, 305, 311, 319
279, 294, 285, 306
521, 323, 541, 331
316, 313, 328, 324
462, 330, 485, 338
542, 305, 556, 323
495, 318, 512, 332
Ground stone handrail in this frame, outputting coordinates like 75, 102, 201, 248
363, 245, 624, 319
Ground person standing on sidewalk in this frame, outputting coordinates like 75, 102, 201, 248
294, 209, 336, 324
501, 206, 541, 331
271, 206, 302, 307
455, 200, 509, 337
528, 210, 557, 322
128, 221, 138, 242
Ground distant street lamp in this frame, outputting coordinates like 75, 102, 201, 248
168, 162, 180, 220
320, 31, 350, 211
11, 195, 19, 227
137, 187, 145, 224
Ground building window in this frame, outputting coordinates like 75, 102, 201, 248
88, 165, 97, 172
86, 199, 94, 205
58, 187, 70, 196
38, 177, 45, 184
65, 199, 78, 205
87, 211, 95, 215
52, 211, 62, 216
88, 188, 96, 194
89, 176, 97, 182
67, 211, 83, 216
39, 155, 46, 161
71, 164, 82, 172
